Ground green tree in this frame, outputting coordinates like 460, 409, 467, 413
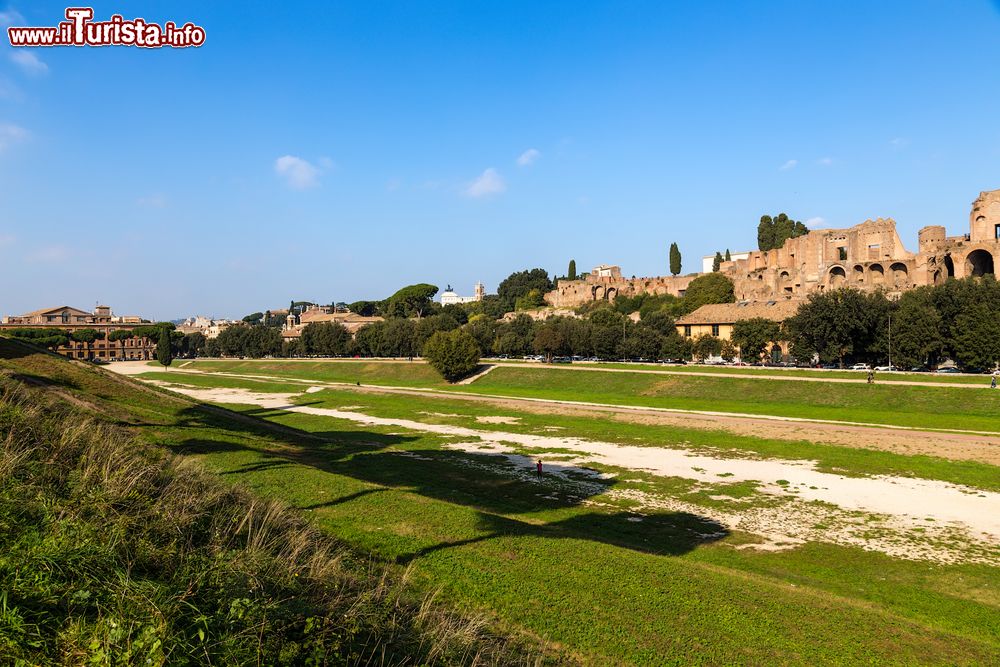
712, 252, 723, 272
951, 303, 1000, 370
567, 259, 577, 281
691, 334, 722, 361
515, 288, 546, 311
347, 300, 380, 317
155, 328, 173, 368
532, 322, 568, 362
785, 289, 890, 366
724, 249, 731, 262
69, 329, 102, 360
497, 269, 553, 312
669, 242, 682, 276
890, 292, 943, 369
183, 331, 206, 357
758, 214, 809, 251
681, 273, 735, 314
385, 284, 439, 319
422, 329, 481, 382
301, 322, 351, 356
108, 329, 134, 359
731, 318, 781, 363
720, 338, 737, 362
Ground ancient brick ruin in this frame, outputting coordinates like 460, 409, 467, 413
545, 189, 1000, 308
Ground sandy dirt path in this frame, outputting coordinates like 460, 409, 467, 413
117, 358, 997, 388
136, 382, 1000, 564
107, 363, 1000, 466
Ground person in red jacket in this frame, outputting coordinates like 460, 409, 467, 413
536, 459, 543, 478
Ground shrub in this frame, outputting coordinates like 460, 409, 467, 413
423, 329, 481, 382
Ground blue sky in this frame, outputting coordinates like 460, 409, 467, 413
1, 1, 999, 320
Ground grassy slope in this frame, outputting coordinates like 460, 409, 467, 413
176, 359, 1000, 432
125, 365, 1000, 662
0, 340, 538, 665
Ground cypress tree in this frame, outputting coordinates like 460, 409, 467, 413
156, 328, 173, 368
669, 242, 682, 276
568, 259, 577, 281
725, 248, 731, 262
713, 251, 723, 272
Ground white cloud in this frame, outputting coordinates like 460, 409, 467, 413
817, 157, 834, 166
779, 159, 797, 171
28, 245, 69, 262
137, 194, 167, 208
0, 9, 24, 28
517, 148, 541, 167
464, 168, 506, 198
274, 155, 320, 190
10, 51, 48, 75
0, 123, 28, 151
805, 217, 826, 227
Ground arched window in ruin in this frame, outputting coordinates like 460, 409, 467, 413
853, 265, 865, 283
605, 287, 618, 301
868, 263, 885, 284
592, 285, 605, 301
966, 249, 995, 277
828, 265, 846, 287
889, 262, 908, 287
933, 269, 943, 285
944, 254, 955, 278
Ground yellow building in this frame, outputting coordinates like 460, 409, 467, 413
675, 300, 801, 359
0, 305, 157, 361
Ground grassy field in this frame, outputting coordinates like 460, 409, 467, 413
0, 341, 537, 665
139, 370, 1000, 492
6, 348, 999, 664
172, 359, 1000, 432
130, 360, 1000, 663
533, 360, 993, 385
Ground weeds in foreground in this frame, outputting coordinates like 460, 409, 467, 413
0, 377, 544, 665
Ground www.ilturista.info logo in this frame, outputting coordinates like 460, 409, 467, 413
7, 7, 205, 48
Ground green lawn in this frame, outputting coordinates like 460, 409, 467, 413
7, 348, 997, 664
140, 371, 1000, 493
171, 405, 1000, 665
167, 360, 1000, 432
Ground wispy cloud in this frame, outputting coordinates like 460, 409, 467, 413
464, 168, 506, 198
517, 148, 541, 167
137, 194, 168, 208
0, 123, 28, 151
779, 159, 797, 171
28, 245, 69, 262
805, 216, 826, 227
817, 157, 834, 166
274, 155, 321, 190
0, 9, 24, 28
889, 137, 910, 150
9, 51, 48, 75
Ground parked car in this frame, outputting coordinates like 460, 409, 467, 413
909, 366, 930, 373
849, 363, 870, 371
935, 367, 961, 374
873, 364, 897, 371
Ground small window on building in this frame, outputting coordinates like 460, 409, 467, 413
994, 224, 1000, 240
684, 325, 691, 337
711, 324, 720, 336
838, 247, 847, 261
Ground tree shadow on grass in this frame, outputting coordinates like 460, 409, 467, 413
168, 402, 729, 560
395, 509, 728, 564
